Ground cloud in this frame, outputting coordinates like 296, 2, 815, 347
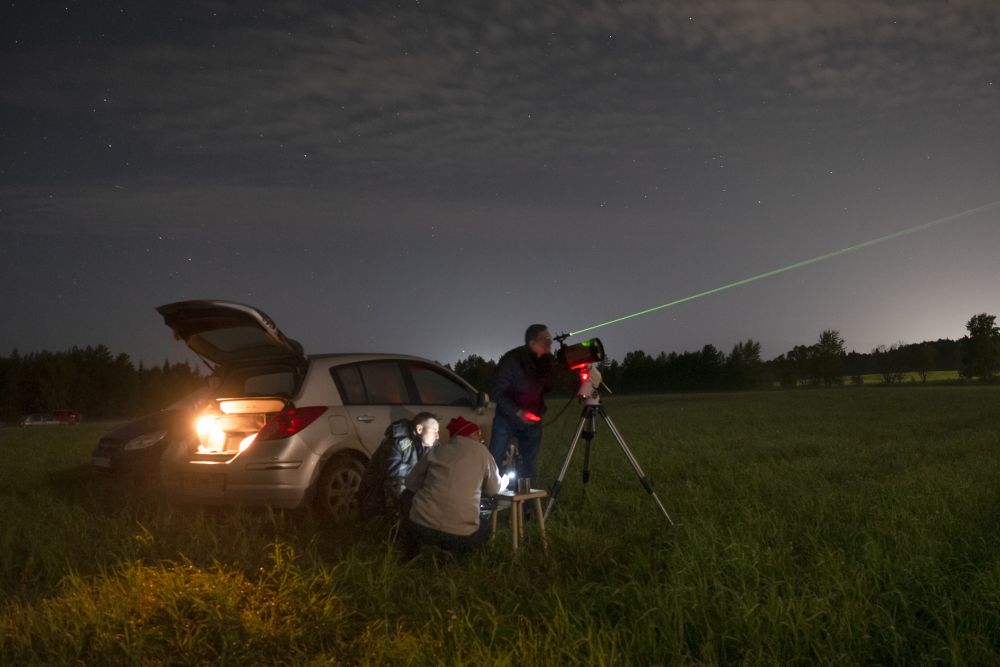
3, 0, 997, 186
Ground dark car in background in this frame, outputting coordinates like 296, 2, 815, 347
91, 388, 210, 475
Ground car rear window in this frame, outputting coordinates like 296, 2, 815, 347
360, 362, 408, 404
243, 371, 296, 396
331, 365, 366, 404
198, 326, 275, 352
220, 367, 297, 397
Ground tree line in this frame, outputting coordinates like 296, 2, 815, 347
0, 345, 204, 422
2, 314, 997, 420
453, 313, 1000, 394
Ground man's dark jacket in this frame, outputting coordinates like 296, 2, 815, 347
492, 345, 556, 426
356, 419, 428, 519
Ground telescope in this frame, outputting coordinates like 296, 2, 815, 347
555, 335, 605, 370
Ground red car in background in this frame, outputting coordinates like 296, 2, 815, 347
52, 410, 82, 424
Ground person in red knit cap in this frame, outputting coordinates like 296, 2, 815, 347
401, 416, 508, 558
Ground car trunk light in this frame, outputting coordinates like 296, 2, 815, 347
195, 414, 227, 454
256, 406, 328, 442
219, 398, 286, 415
194, 413, 260, 455
239, 433, 258, 452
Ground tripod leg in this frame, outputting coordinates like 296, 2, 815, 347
581, 412, 596, 486
598, 407, 675, 525
544, 410, 590, 521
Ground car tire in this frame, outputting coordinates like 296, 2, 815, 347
314, 453, 365, 523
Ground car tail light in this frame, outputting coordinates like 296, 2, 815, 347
256, 406, 328, 442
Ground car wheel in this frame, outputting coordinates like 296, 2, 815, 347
315, 454, 365, 523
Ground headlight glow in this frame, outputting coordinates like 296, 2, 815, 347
122, 430, 167, 451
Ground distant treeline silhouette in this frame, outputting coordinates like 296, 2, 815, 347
0, 345, 204, 421
2, 314, 997, 419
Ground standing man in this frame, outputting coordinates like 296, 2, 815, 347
489, 324, 557, 486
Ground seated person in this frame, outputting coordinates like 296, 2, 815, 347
401, 416, 508, 558
355, 412, 439, 520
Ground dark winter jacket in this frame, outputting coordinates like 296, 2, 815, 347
492, 345, 556, 426
356, 419, 430, 519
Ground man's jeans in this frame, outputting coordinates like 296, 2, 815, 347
401, 515, 491, 559
489, 414, 543, 483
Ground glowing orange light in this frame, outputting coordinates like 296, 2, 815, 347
238, 433, 257, 452
194, 414, 226, 454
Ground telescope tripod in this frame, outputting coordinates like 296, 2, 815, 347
545, 402, 674, 525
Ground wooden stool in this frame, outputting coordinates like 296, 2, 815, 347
490, 489, 548, 552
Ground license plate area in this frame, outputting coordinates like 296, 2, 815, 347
179, 472, 226, 495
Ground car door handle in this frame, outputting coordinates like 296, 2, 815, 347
356, 415, 375, 423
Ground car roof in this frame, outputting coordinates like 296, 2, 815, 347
307, 352, 449, 365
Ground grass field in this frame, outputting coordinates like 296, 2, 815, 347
2, 386, 999, 665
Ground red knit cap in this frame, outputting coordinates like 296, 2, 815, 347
446, 416, 480, 439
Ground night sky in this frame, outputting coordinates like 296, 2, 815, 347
3, 1, 999, 368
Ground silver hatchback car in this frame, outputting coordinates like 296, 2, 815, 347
157, 300, 494, 522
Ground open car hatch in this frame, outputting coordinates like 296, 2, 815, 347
157, 300, 306, 369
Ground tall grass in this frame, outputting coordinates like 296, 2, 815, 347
1, 387, 999, 664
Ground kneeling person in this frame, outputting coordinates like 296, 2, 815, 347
356, 412, 439, 520
402, 417, 507, 557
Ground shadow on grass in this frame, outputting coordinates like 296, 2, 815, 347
40, 464, 486, 569
65, 467, 365, 539
46, 464, 166, 513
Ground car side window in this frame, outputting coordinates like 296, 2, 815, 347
359, 362, 409, 404
407, 363, 476, 407
330, 365, 367, 405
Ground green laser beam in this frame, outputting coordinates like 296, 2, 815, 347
569, 199, 1000, 338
